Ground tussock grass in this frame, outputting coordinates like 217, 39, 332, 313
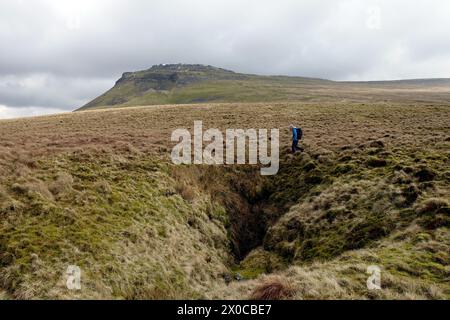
250, 276, 294, 300
0, 102, 448, 299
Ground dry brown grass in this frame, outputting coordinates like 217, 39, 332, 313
415, 198, 449, 215
0, 101, 448, 299
250, 276, 294, 300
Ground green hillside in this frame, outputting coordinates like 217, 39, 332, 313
78, 64, 450, 110
78, 64, 331, 110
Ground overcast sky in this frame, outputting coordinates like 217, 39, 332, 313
1, 0, 450, 119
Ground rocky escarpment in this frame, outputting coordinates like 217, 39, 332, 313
79, 64, 249, 109
78, 64, 450, 111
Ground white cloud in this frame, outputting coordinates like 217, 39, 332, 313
0, 74, 113, 108
0, 104, 67, 119
0, 0, 449, 118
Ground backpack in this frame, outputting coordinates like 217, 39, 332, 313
296, 127, 303, 140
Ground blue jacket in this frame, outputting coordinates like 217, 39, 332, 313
292, 127, 298, 141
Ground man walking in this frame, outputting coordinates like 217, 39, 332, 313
289, 124, 304, 153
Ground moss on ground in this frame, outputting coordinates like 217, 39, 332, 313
0, 152, 232, 299
0, 102, 448, 299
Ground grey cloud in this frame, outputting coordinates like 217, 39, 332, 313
0, 104, 67, 119
1, 0, 450, 117
0, 74, 113, 109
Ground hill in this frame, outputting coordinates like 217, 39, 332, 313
0, 101, 449, 299
78, 64, 450, 110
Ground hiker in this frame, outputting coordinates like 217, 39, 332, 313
289, 124, 304, 153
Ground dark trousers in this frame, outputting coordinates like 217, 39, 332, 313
292, 140, 304, 153
292, 140, 299, 153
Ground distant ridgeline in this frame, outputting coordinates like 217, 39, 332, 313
78, 64, 256, 110
117, 64, 245, 90
78, 63, 450, 110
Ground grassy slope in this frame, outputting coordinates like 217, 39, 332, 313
78, 77, 333, 110
0, 102, 449, 299
78, 65, 450, 110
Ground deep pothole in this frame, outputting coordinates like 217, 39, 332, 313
228, 199, 272, 262
220, 167, 288, 263
173, 151, 315, 266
